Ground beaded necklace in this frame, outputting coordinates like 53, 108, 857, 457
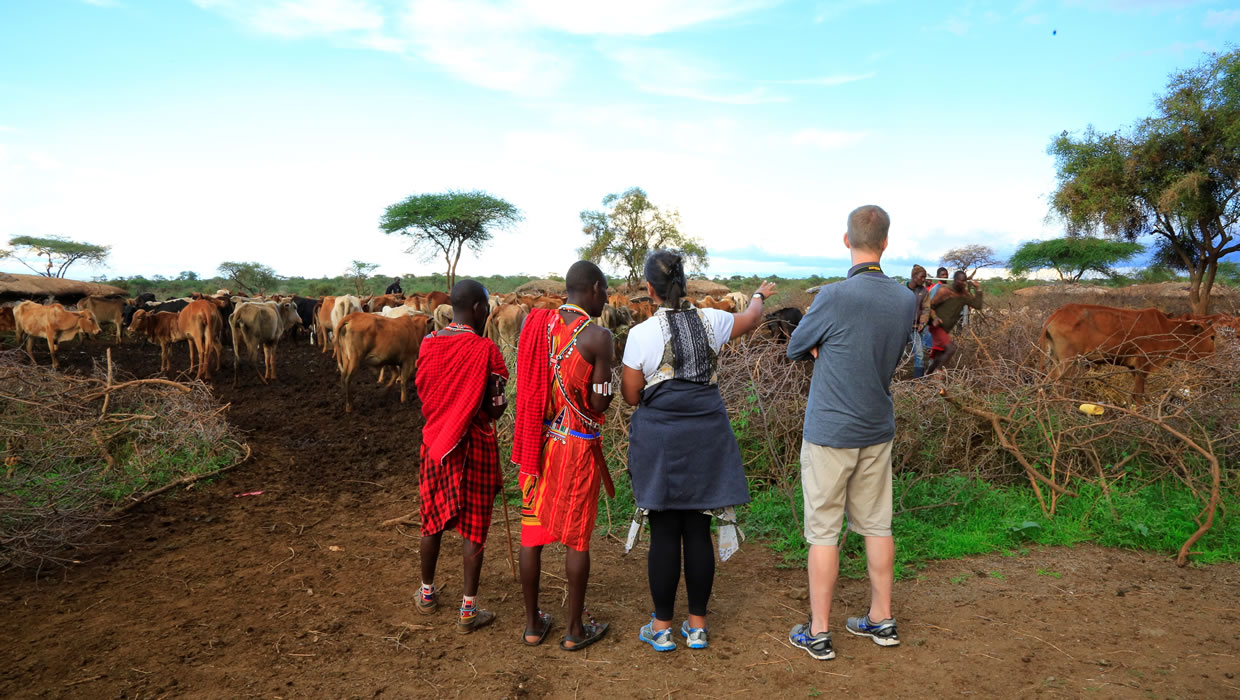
442, 321, 475, 334
558, 303, 590, 318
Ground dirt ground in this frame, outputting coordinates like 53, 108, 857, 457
1, 336, 1238, 699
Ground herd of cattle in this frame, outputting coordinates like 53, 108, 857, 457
0, 289, 804, 412
1, 288, 1235, 409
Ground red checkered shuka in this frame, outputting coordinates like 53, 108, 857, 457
419, 423, 501, 544
416, 331, 508, 544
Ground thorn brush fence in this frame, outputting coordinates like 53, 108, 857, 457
0, 349, 249, 570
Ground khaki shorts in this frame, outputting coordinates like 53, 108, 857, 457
800, 440, 893, 546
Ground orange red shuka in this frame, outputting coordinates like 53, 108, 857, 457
517, 310, 611, 552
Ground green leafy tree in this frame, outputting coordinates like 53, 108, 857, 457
177, 270, 199, 282
3, 235, 110, 278
1048, 49, 1240, 314
578, 187, 708, 287
379, 190, 522, 290
218, 261, 279, 295
1217, 260, 1240, 287
1008, 238, 1144, 281
940, 244, 1002, 278
345, 260, 379, 296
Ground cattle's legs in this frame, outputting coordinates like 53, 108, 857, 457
1130, 368, 1149, 406
186, 335, 198, 378
231, 320, 243, 388
47, 337, 59, 369
265, 345, 277, 382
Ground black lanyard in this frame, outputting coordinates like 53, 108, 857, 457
848, 264, 883, 278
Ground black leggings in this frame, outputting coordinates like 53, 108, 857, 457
647, 509, 715, 621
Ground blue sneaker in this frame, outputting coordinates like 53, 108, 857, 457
789, 620, 835, 660
679, 620, 708, 649
846, 615, 900, 646
639, 618, 676, 652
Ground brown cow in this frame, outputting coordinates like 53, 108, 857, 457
484, 302, 528, 353
598, 303, 632, 333
628, 300, 656, 324
178, 299, 221, 380
1041, 304, 1216, 404
78, 295, 126, 343
365, 294, 402, 312
335, 312, 431, 412
694, 295, 737, 312
0, 306, 15, 334
13, 301, 102, 368
1174, 312, 1240, 333
128, 309, 189, 373
315, 296, 337, 351
424, 290, 449, 311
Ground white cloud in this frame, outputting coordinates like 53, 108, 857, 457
813, 0, 882, 23
607, 47, 784, 103
933, 16, 971, 35
1204, 8, 1240, 28
192, 0, 384, 38
403, 0, 568, 95
27, 152, 62, 171
191, 1, 782, 97
790, 128, 867, 150
517, 0, 776, 36
769, 72, 875, 86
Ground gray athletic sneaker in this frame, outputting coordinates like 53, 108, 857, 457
679, 620, 708, 649
789, 620, 835, 660
846, 615, 900, 646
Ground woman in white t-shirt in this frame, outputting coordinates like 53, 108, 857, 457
620, 249, 776, 652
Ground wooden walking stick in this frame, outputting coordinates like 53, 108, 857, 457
499, 480, 519, 581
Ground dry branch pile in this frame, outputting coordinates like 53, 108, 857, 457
0, 350, 248, 570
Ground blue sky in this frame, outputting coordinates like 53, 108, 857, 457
1, 0, 1237, 281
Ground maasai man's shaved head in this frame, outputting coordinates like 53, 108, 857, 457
450, 279, 489, 313
566, 260, 607, 294
846, 205, 890, 253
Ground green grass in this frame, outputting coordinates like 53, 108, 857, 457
742, 471, 1240, 579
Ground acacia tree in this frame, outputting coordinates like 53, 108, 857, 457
218, 261, 278, 295
1008, 237, 1144, 281
345, 260, 379, 296
578, 187, 707, 287
940, 244, 1002, 278
3, 235, 110, 278
379, 190, 522, 290
1048, 49, 1240, 314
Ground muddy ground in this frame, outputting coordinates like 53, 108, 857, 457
1, 336, 1238, 699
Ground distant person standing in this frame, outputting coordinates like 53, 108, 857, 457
907, 265, 931, 378
786, 205, 916, 661
386, 277, 404, 295
924, 271, 983, 375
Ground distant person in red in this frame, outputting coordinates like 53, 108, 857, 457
925, 271, 983, 375
513, 260, 615, 651
414, 279, 509, 633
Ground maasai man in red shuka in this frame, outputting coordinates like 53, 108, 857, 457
512, 261, 615, 651
415, 280, 509, 634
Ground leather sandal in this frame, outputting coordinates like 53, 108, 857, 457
523, 611, 553, 646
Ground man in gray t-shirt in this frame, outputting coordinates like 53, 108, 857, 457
785, 205, 916, 661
